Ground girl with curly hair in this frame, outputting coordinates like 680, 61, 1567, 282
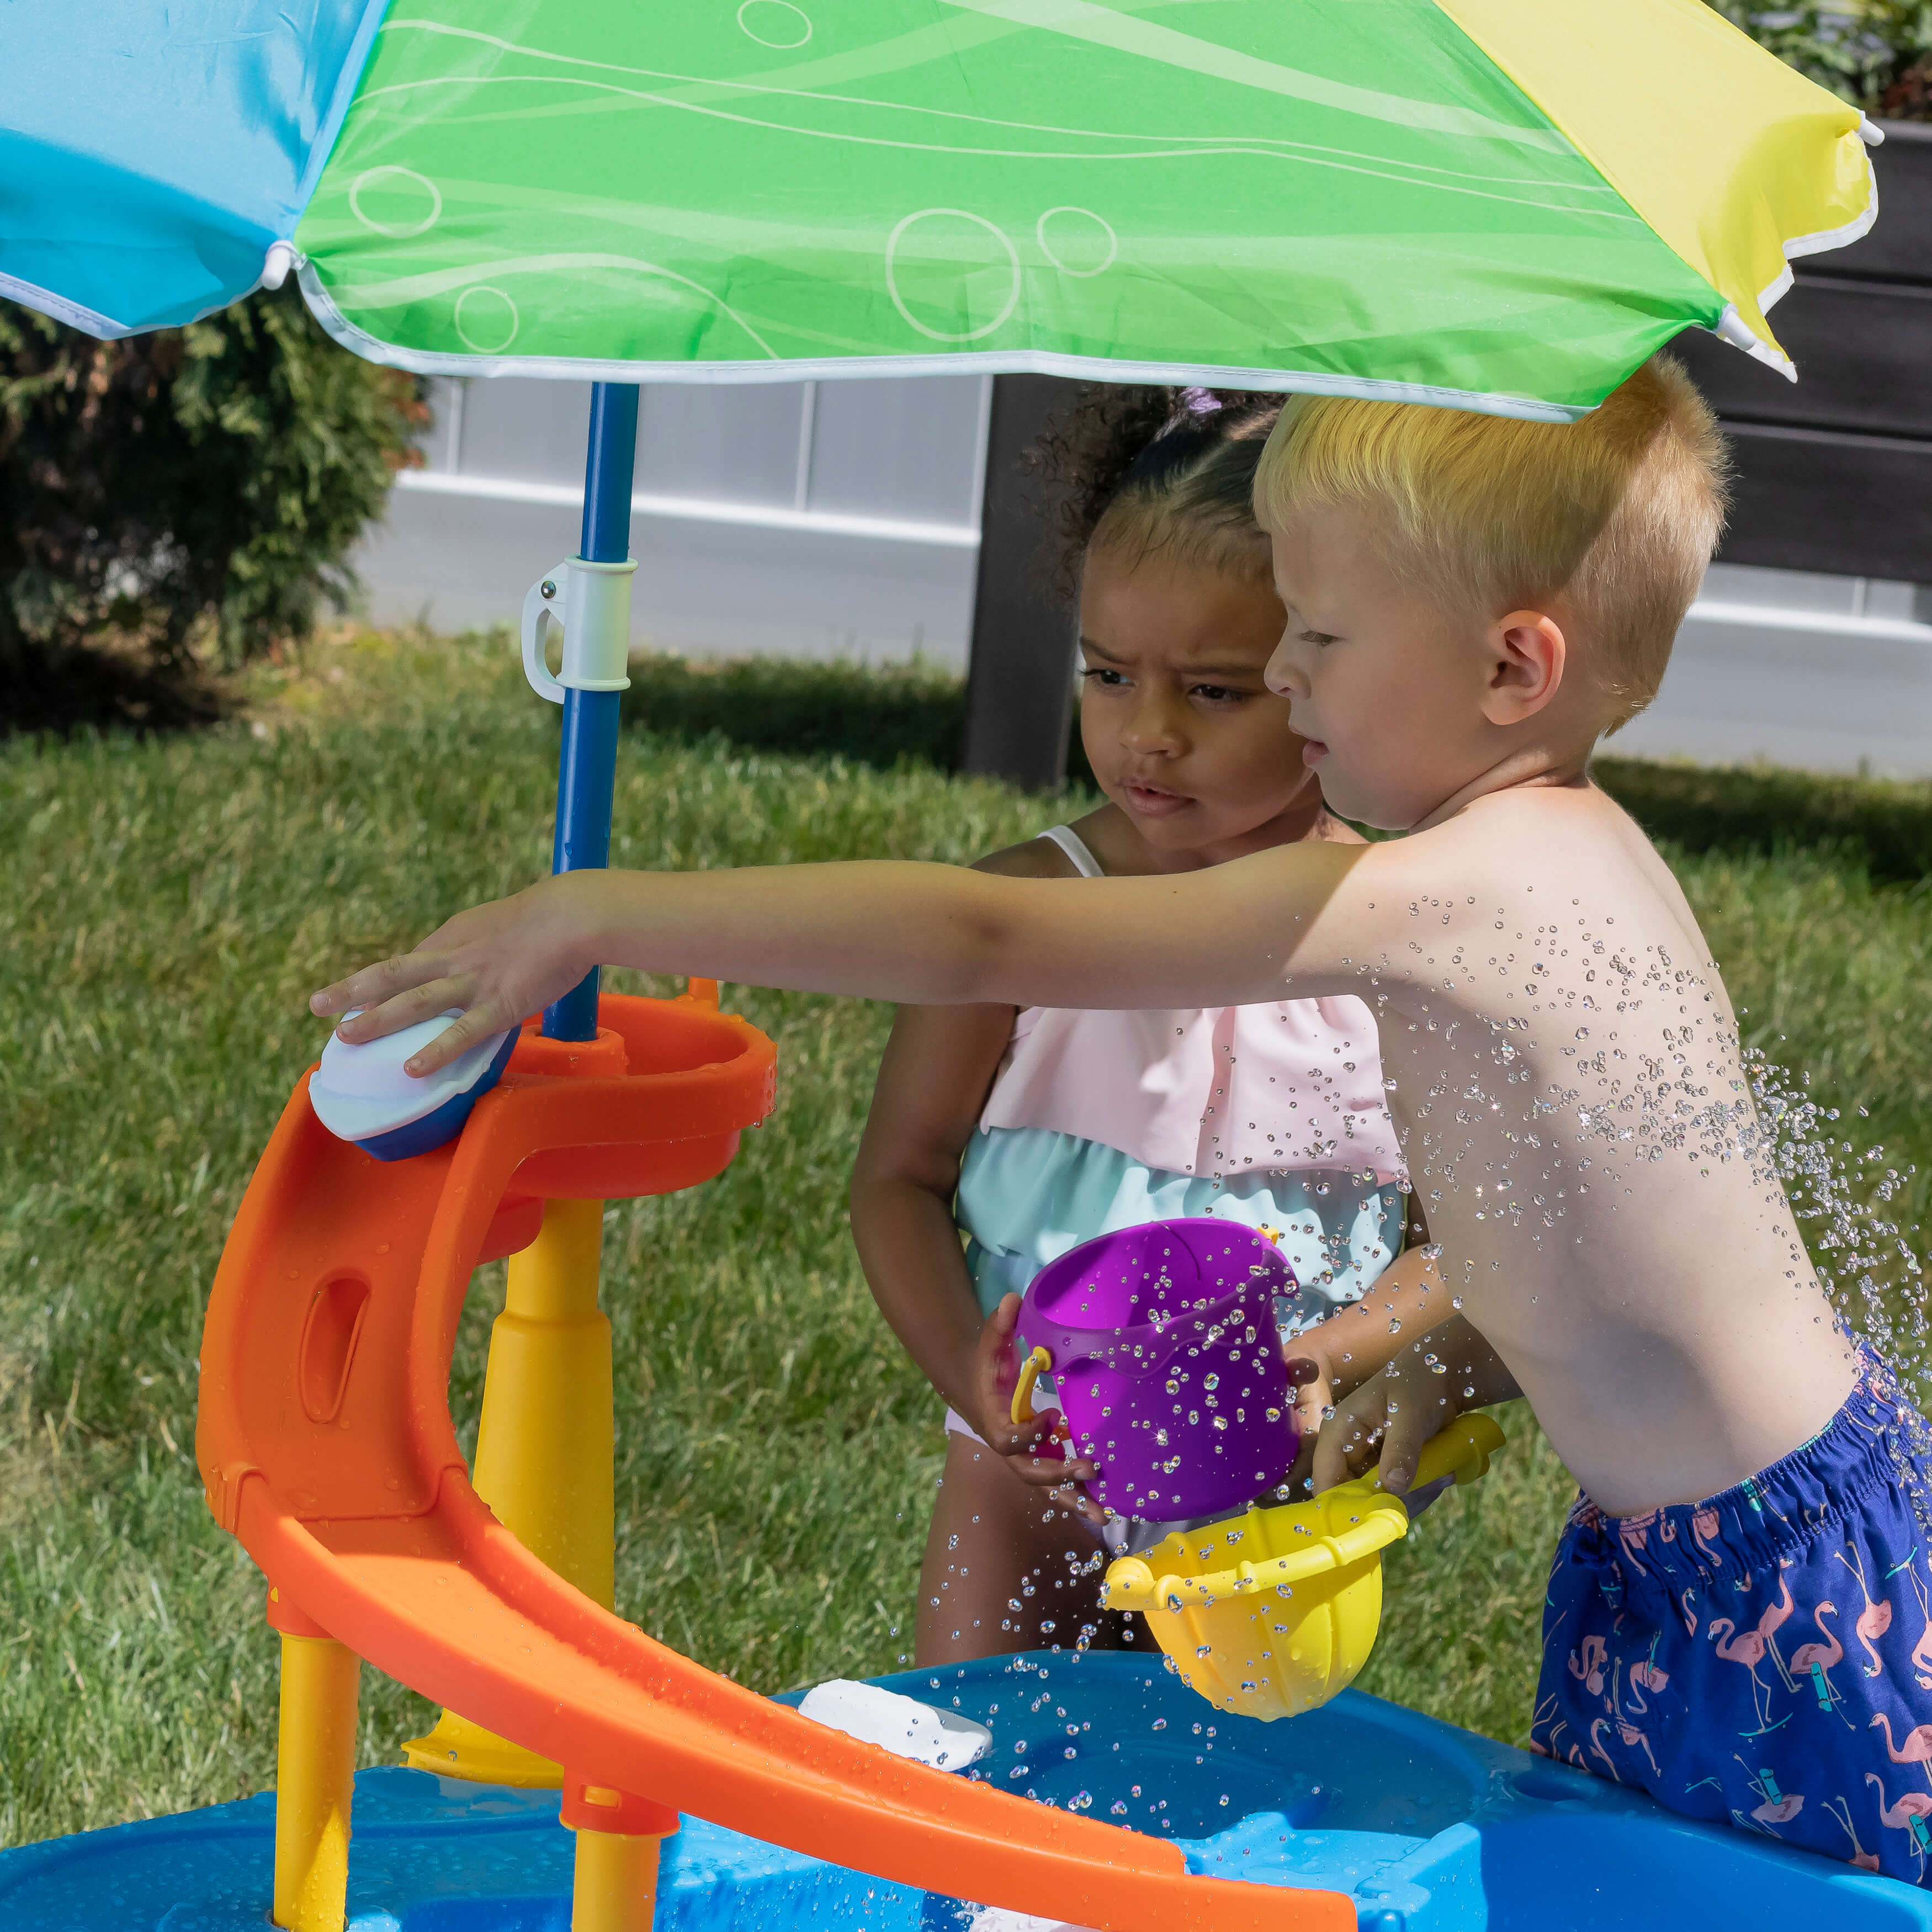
847, 386, 1431, 1664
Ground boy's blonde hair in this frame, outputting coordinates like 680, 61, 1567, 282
1254, 356, 1729, 728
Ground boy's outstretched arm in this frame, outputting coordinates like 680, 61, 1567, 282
310, 843, 1376, 1078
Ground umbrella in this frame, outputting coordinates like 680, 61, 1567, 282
5, 0, 1881, 418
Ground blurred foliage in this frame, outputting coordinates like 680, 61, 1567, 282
0, 288, 422, 699
1711, 1, 1932, 117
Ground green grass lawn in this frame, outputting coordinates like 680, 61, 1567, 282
3, 628, 1929, 1848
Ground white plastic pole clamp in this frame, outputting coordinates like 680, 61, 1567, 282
521, 556, 638, 705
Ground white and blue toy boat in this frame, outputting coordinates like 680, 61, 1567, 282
308, 1012, 516, 1162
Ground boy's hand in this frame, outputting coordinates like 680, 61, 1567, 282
1311, 1344, 1464, 1497
310, 875, 604, 1076
963, 1295, 1106, 1526
1309, 1313, 1517, 1495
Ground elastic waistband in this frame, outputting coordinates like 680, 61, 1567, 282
1560, 1349, 1913, 1589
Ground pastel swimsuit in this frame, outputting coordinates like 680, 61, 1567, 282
947, 824, 1408, 1441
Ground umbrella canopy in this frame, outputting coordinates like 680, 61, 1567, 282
2, 0, 1879, 420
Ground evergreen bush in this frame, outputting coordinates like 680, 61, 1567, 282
1712, 1, 1932, 119
0, 286, 423, 697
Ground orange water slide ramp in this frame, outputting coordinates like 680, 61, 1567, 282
195, 992, 1343, 1932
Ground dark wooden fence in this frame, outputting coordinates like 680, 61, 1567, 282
1669, 120, 1931, 584
960, 375, 1083, 789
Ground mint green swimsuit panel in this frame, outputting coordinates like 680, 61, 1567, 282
957, 1123, 1404, 1336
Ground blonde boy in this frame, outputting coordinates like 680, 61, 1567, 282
315, 358, 1928, 1878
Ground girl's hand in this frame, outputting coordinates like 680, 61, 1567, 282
309, 874, 606, 1076
1282, 1249, 1459, 1493
1277, 1346, 1332, 1499
1284, 1341, 1334, 1447
963, 1296, 1106, 1525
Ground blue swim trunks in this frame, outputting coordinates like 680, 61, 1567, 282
1533, 1349, 1932, 1883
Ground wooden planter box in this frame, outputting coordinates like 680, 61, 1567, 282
1669, 119, 1931, 584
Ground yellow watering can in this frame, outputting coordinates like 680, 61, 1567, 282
1102, 1413, 1506, 1722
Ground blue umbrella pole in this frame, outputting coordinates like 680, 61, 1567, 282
543, 382, 640, 1042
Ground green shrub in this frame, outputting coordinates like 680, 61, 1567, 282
1711, 1, 1932, 117
0, 288, 423, 688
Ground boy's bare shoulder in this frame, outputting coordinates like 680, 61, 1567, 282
1374, 781, 1706, 950
1407, 781, 1661, 878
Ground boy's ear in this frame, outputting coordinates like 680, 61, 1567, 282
1480, 609, 1567, 726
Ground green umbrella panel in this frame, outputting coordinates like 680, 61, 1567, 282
295, 0, 1748, 421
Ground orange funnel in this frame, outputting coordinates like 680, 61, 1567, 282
197, 992, 1344, 1931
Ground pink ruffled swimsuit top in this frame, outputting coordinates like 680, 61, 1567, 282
956, 825, 1408, 1336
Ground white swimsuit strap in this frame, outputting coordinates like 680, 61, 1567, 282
1039, 823, 1104, 879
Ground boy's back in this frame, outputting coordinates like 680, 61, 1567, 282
1318, 781, 1851, 1515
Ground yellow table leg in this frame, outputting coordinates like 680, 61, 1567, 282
273, 1631, 361, 1932
572, 1826, 662, 1932
404, 1196, 614, 1784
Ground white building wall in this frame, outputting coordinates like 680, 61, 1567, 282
1618, 565, 1932, 779
352, 378, 1932, 777
354, 374, 986, 670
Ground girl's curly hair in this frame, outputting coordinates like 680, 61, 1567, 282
1026, 385, 1286, 604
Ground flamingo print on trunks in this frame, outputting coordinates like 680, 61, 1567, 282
1691, 1505, 1723, 1567
1837, 1546, 1895, 1677
1732, 1758, 1803, 1835
1754, 1566, 1797, 1691
1789, 1600, 1849, 1722
1569, 1633, 1609, 1700
1908, 1564, 1932, 1690
1822, 1794, 1882, 1873
1626, 1655, 1670, 1711
1531, 1345, 1932, 1882
1707, 1615, 1782, 1736
1871, 1712, 1932, 1793
1866, 1771, 1932, 1877
1611, 1663, 1662, 1780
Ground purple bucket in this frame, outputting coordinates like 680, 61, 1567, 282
1017, 1219, 1298, 1520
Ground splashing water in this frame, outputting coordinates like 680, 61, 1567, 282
1740, 1041, 1932, 1531
1743, 1042, 1928, 1389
